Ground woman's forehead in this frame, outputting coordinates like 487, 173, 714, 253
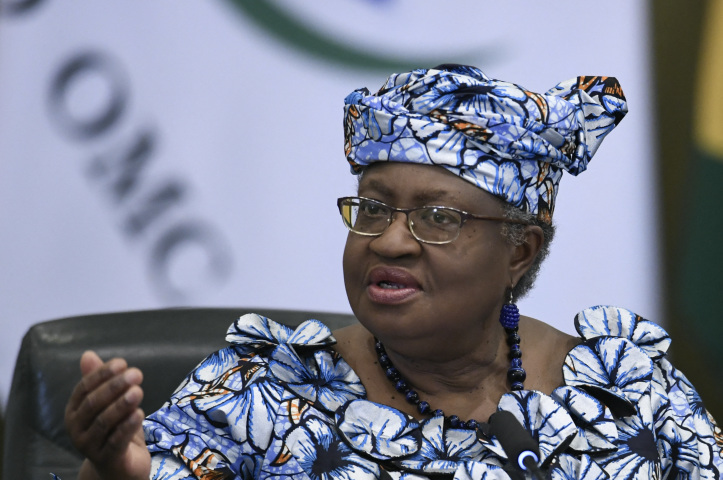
358, 163, 502, 211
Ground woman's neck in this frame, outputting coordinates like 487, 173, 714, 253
382, 332, 509, 397
333, 320, 513, 422
379, 322, 511, 418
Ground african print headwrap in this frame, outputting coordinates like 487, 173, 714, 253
343, 65, 627, 222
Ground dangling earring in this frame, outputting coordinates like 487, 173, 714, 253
499, 283, 526, 391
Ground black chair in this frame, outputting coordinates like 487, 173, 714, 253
2, 308, 357, 480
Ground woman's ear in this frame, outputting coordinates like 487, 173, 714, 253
509, 225, 544, 287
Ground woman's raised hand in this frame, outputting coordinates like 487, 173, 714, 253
65, 351, 151, 480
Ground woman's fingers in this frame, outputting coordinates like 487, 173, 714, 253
85, 383, 144, 445
105, 407, 144, 452
79, 350, 104, 376
73, 367, 143, 432
66, 352, 146, 461
67, 355, 128, 413
76, 409, 150, 480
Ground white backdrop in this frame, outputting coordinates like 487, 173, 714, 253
0, 0, 657, 404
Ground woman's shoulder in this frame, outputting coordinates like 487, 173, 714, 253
197, 312, 346, 378
144, 313, 368, 479
551, 305, 710, 422
524, 304, 672, 362
519, 314, 581, 358
154, 313, 367, 412
330, 322, 375, 371
525, 305, 723, 477
571, 305, 671, 354
517, 315, 580, 394
521, 304, 679, 399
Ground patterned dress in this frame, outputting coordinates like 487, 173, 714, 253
143, 307, 723, 480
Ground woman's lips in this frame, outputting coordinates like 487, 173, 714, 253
366, 267, 421, 304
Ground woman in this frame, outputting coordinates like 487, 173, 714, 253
64, 65, 722, 480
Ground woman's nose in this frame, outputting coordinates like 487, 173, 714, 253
369, 212, 423, 258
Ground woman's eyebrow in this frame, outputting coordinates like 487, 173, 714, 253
362, 179, 395, 197
414, 189, 454, 203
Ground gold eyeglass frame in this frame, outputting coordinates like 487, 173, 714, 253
337, 196, 530, 245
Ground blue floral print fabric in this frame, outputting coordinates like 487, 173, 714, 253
141, 309, 722, 480
343, 66, 628, 221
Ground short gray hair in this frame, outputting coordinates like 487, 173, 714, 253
500, 203, 555, 301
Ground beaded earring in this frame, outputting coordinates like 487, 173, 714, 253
499, 286, 525, 391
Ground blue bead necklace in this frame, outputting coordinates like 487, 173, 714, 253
374, 301, 525, 431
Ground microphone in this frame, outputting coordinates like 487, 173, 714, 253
488, 411, 544, 480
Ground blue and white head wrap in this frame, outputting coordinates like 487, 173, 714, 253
343, 65, 627, 222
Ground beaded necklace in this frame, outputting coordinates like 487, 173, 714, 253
374, 302, 525, 430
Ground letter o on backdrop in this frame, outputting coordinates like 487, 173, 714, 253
48, 51, 129, 140
0, 0, 45, 16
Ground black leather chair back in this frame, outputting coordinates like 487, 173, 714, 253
2, 308, 357, 480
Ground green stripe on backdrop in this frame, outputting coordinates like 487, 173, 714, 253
653, 0, 723, 419
221, 0, 493, 72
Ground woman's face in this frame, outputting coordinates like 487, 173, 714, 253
343, 162, 528, 358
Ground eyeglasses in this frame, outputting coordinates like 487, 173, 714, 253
337, 196, 529, 245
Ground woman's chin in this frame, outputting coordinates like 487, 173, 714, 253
366, 284, 421, 305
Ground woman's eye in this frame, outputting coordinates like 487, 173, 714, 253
431, 211, 453, 224
361, 202, 385, 216
420, 208, 458, 227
